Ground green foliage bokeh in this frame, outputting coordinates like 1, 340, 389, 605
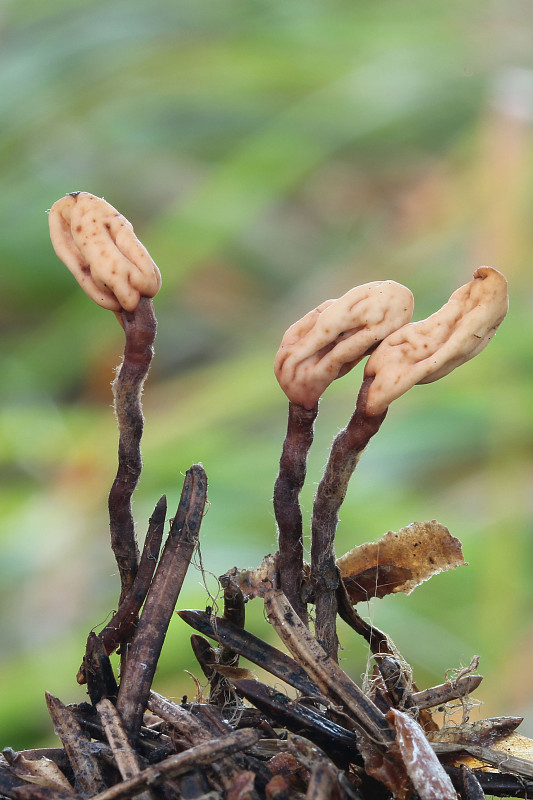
1, 0, 533, 749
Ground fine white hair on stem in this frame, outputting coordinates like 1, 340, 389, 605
49, 191, 161, 312
364, 267, 509, 416
274, 280, 414, 409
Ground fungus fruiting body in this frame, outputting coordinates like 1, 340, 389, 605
274, 280, 414, 409
277, 267, 508, 660
273, 280, 414, 628
49, 192, 161, 616
365, 267, 508, 416
49, 191, 161, 313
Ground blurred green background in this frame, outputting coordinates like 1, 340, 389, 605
1, 0, 532, 750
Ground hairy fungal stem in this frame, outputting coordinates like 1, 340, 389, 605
273, 401, 318, 623
310, 377, 386, 660
108, 296, 157, 605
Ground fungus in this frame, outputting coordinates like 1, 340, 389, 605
365, 267, 508, 416
48, 192, 161, 619
48, 191, 161, 313
273, 281, 413, 626
310, 267, 508, 660
274, 280, 414, 410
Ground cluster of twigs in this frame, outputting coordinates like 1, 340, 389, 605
2, 285, 531, 800
3, 461, 533, 799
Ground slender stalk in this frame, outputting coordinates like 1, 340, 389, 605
108, 296, 157, 605
273, 401, 318, 623
311, 377, 386, 660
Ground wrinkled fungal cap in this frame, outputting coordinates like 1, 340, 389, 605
49, 192, 161, 312
364, 267, 508, 416
274, 280, 414, 409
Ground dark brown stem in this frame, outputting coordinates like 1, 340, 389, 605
274, 401, 318, 624
311, 378, 386, 660
102, 495, 166, 654
116, 465, 207, 738
108, 296, 157, 606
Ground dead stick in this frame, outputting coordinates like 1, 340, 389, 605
445, 766, 533, 798
147, 692, 214, 744
336, 573, 392, 656
434, 741, 533, 779
378, 657, 414, 711
232, 679, 359, 760
274, 402, 318, 623
44, 692, 106, 796
458, 765, 486, 800
96, 699, 153, 800
311, 377, 386, 661
178, 609, 321, 697
83, 632, 119, 706
117, 465, 207, 738
219, 575, 245, 666
77, 496, 166, 685
411, 676, 483, 710
305, 761, 338, 800
12, 788, 81, 800
148, 692, 269, 791
88, 729, 260, 800
265, 589, 394, 747
97, 699, 144, 779
108, 296, 157, 605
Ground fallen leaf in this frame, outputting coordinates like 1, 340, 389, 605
388, 708, 457, 800
337, 520, 466, 603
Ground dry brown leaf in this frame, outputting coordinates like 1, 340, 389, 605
388, 708, 457, 800
428, 717, 523, 748
5, 752, 75, 793
337, 520, 466, 604
437, 729, 533, 774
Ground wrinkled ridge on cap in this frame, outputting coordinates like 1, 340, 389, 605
364, 267, 508, 416
49, 192, 161, 312
275, 280, 414, 408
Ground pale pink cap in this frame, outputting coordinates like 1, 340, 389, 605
49, 192, 161, 312
275, 280, 414, 408
365, 267, 509, 416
